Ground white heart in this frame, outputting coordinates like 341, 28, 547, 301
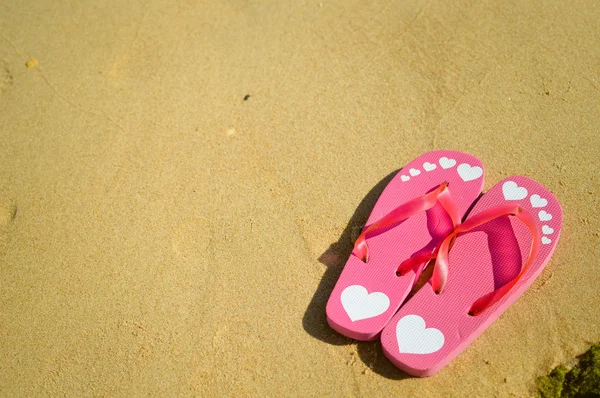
457, 163, 483, 182
341, 285, 390, 322
400, 175, 410, 182
439, 157, 456, 169
530, 194, 548, 208
396, 315, 444, 355
502, 181, 528, 200
539, 211, 552, 221
409, 168, 421, 177
542, 225, 554, 235
542, 237, 552, 245
423, 162, 437, 172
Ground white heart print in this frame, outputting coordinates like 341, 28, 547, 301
396, 315, 444, 355
542, 237, 552, 245
457, 163, 483, 182
542, 225, 554, 235
439, 157, 456, 169
539, 211, 552, 221
423, 162, 437, 172
530, 194, 548, 208
401, 175, 410, 182
341, 285, 390, 322
409, 168, 421, 177
503, 181, 528, 200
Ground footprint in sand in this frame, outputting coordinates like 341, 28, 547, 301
0, 62, 14, 95
0, 195, 17, 250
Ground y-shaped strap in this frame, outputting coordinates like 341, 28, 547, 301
352, 182, 460, 263
432, 203, 540, 316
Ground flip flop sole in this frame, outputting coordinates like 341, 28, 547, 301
326, 150, 484, 340
380, 176, 562, 376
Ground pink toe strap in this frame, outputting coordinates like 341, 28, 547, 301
352, 181, 461, 263
433, 203, 541, 315
396, 250, 438, 276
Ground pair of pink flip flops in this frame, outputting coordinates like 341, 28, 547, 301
326, 150, 562, 377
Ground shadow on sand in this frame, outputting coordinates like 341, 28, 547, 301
302, 168, 412, 380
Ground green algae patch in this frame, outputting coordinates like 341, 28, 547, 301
539, 365, 569, 397
538, 343, 600, 397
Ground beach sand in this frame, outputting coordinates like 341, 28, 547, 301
1, 0, 599, 396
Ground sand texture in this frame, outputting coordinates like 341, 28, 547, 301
1, 0, 599, 396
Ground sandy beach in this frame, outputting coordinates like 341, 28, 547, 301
1, 0, 599, 396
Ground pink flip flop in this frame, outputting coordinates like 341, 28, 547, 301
380, 176, 562, 377
326, 150, 484, 341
